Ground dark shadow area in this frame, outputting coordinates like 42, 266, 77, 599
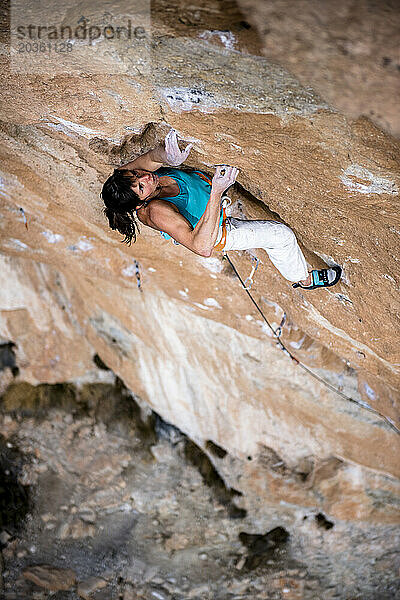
152, 413, 246, 519
184, 438, 246, 519
0, 379, 156, 443
0, 434, 32, 539
315, 512, 334, 530
206, 439, 227, 459
0, 341, 19, 377
92, 353, 111, 370
1, 368, 245, 524
153, 412, 186, 446
239, 526, 289, 570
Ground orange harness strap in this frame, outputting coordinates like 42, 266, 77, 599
194, 171, 227, 251
214, 207, 227, 251
194, 171, 212, 185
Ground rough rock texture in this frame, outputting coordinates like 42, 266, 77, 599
0, 1, 399, 595
1, 384, 399, 599
237, 0, 400, 137
23, 565, 77, 592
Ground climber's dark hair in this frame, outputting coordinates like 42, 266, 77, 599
101, 168, 142, 245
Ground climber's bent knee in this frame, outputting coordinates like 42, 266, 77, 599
273, 223, 297, 247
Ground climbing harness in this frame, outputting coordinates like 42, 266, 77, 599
214, 195, 232, 252
194, 171, 213, 185
223, 251, 400, 437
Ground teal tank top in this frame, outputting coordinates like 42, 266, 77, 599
154, 167, 222, 241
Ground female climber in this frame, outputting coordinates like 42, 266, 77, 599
101, 130, 341, 290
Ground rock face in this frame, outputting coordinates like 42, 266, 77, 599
1, 383, 399, 599
237, 0, 400, 137
23, 565, 77, 591
0, 0, 399, 551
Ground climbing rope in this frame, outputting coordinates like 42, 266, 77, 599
223, 252, 400, 437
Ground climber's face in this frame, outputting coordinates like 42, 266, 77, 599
129, 169, 159, 201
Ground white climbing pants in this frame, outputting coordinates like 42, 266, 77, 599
220, 218, 308, 283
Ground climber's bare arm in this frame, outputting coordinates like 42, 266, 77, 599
144, 198, 221, 257
140, 166, 239, 257
141, 201, 205, 255
117, 146, 164, 172
118, 130, 193, 173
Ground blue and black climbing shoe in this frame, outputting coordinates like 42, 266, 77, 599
292, 266, 342, 290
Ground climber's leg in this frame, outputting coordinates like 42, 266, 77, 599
223, 219, 308, 282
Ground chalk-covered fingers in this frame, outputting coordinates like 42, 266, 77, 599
164, 129, 193, 166
212, 165, 239, 194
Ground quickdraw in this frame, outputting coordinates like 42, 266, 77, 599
134, 260, 142, 292
221, 195, 232, 210
275, 312, 287, 338
214, 196, 232, 252
243, 256, 259, 290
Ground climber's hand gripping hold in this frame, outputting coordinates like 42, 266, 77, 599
163, 129, 193, 167
212, 165, 239, 195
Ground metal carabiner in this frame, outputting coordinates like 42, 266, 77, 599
275, 312, 287, 338
243, 277, 253, 290
243, 257, 259, 290
221, 195, 232, 210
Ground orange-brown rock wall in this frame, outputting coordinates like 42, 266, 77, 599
0, 0, 399, 525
